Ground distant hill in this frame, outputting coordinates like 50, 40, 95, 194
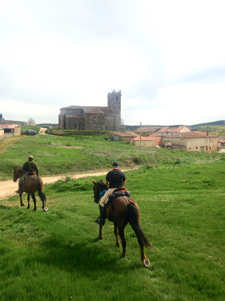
125, 120, 225, 130
36, 123, 58, 127
191, 120, 225, 127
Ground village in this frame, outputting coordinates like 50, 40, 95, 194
1, 115, 225, 154
1, 90, 225, 153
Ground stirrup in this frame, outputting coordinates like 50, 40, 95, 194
95, 217, 105, 226
15, 189, 21, 194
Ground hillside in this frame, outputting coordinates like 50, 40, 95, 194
125, 120, 225, 129
191, 120, 225, 127
0, 133, 223, 181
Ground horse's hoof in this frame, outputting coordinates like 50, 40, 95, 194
143, 258, 150, 268
43, 207, 48, 212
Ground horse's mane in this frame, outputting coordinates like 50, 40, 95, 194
97, 181, 107, 190
14, 168, 25, 174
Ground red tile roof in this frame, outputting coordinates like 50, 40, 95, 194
0, 124, 21, 129
111, 131, 137, 137
158, 126, 190, 133
166, 131, 218, 138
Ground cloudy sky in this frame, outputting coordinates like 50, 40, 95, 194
0, 0, 225, 126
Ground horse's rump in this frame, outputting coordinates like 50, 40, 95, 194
107, 196, 136, 219
19, 175, 43, 193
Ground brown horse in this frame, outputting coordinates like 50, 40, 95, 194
13, 168, 47, 211
92, 180, 152, 267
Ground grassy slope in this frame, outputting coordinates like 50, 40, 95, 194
0, 133, 221, 180
0, 134, 225, 300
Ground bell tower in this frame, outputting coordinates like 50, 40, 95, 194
107, 90, 121, 130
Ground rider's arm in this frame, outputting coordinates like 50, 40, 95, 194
35, 164, 39, 176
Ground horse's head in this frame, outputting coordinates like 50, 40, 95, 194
13, 168, 24, 182
92, 180, 108, 203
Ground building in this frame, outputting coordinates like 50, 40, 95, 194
135, 127, 161, 137
0, 124, 21, 137
218, 137, 225, 149
58, 90, 121, 131
131, 136, 162, 147
162, 131, 218, 153
0, 128, 4, 140
157, 126, 191, 136
110, 131, 137, 141
130, 125, 218, 153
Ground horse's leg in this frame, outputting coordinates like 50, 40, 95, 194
20, 193, 24, 206
98, 225, 103, 240
114, 222, 120, 247
118, 226, 126, 258
27, 193, 30, 209
31, 193, 37, 211
138, 238, 146, 261
40, 192, 45, 209
138, 238, 151, 267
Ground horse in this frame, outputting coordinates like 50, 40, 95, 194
92, 180, 152, 267
13, 168, 47, 211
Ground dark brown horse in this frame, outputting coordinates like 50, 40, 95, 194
92, 180, 152, 267
13, 168, 47, 211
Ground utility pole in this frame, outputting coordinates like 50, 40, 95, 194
140, 122, 142, 152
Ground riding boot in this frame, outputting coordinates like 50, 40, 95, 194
95, 206, 106, 226
15, 180, 23, 193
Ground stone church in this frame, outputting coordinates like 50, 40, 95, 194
58, 90, 121, 131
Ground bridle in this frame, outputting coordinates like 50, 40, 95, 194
93, 181, 107, 203
13, 168, 25, 182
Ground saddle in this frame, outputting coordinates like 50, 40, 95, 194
26, 172, 36, 176
107, 188, 131, 206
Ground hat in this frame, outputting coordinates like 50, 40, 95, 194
112, 162, 119, 167
28, 155, 33, 159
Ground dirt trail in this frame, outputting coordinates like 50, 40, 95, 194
39, 127, 48, 135
0, 168, 136, 201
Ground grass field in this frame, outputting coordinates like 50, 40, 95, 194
0, 133, 225, 300
0, 132, 220, 180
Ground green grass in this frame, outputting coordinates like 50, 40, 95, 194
0, 133, 223, 181
0, 134, 225, 300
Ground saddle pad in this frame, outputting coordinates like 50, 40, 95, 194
108, 190, 131, 204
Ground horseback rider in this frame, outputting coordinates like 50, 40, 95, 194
22, 155, 39, 176
15, 155, 39, 193
95, 162, 126, 226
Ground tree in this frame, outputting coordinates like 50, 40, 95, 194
28, 118, 35, 126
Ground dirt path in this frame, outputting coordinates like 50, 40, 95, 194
0, 168, 136, 201
39, 127, 48, 135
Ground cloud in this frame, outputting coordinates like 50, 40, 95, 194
0, 0, 225, 125
181, 67, 225, 84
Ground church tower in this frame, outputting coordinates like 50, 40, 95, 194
107, 90, 121, 130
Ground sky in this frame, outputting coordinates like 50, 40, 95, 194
0, 0, 225, 126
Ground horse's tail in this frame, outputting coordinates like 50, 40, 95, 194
37, 178, 46, 203
128, 201, 151, 248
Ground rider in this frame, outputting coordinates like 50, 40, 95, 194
15, 155, 39, 193
95, 162, 126, 226
22, 155, 39, 175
